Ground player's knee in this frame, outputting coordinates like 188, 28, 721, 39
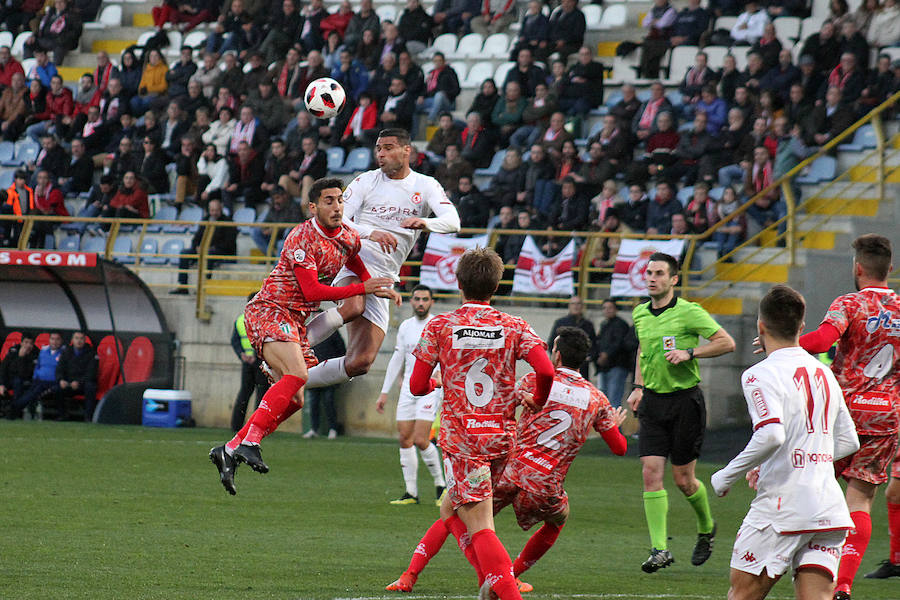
413, 434, 430, 450
674, 476, 697, 496
887, 481, 900, 504
641, 465, 664, 489
344, 352, 374, 377
339, 296, 365, 321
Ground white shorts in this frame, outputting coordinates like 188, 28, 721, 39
333, 268, 391, 333
730, 522, 847, 580
396, 389, 440, 422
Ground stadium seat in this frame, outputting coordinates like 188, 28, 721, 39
334, 147, 372, 174
180, 205, 204, 233
147, 205, 177, 232
164, 32, 183, 57
796, 155, 837, 184
450, 33, 483, 59
160, 238, 185, 264
800, 16, 826, 42
81, 236, 106, 253
598, 4, 625, 29
326, 147, 345, 172
14, 139, 39, 165
34, 332, 49, 348
138, 238, 160, 263
474, 150, 505, 176
709, 186, 724, 201
575, 120, 604, 146
136, 30, 156, 48
733, 47, 751, 71
375, 4, 396, 21
0, 141, 14, 164
11, 31, 29, 57
880, 47, 900, 62
233, 206, 257, 235
664, 45, 698, 85
481, 33, 509, 58
714, 16, 738, 31
96, 335, 124, 398
811, 0, 829, 18
0, 170, 14, 190
838, 124, 878, 152
425, 33, 458, 59
464, 61, 495, 88
677, 186, 693, 206
183, 30, 207, 49
0, 31, 12, 49
122, 336, 154, 383
583, 4, 601, 29
703, 45, 729, 68
773, 16, 801, 43
84, 4, 122, 28
493, 62, 515, 85
58, 235, 80, 251
113, 237, 134, 263
1, 331, 21, 360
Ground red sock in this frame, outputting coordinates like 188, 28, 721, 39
470, 529, 522, 600
889, 503, 900, 564
407, 519, 450, 576
836, 511, 872, 593
277, 400, 302, 426
243, 374, 305, 445
513, 522, 563, 576
444, 514, 484, 584
226, 420, 251, 451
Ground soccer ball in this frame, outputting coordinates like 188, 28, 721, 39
304, 78, 347, 119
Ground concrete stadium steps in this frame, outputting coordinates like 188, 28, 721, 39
847, 149, 900, 182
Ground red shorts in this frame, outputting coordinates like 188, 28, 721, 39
443, 452, 507, 510
835, 433, 898, 485
890, 435, 900, 479
493, 473, 569, 531
243, 301, 318, 370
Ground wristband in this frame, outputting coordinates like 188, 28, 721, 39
687, 347, 694, 359
633, 384, 644, 390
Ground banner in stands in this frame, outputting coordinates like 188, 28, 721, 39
420, 234, 489, 291
512, 236, 576, 296
611, 239, 687, 297
0, 250, 97, 267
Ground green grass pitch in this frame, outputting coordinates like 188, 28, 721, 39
0, 422, 894, 600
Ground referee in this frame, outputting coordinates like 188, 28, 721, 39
626, 253, 736, 573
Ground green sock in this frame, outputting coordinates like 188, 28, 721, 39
643, 490, 668, 550
686, 482, 715, 534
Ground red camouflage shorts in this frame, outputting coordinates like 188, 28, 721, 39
835, 433, 898, 485
492, 471, 569, 531
243, 301, 318, 373
443, 452, 508, 510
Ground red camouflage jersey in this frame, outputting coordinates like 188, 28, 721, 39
252, 219, 361, 314
413, 303, 545, 460
822, 287, 900, 435
507, 369, 618, 497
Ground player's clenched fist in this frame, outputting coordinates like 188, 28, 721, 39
363, 276, 395, 293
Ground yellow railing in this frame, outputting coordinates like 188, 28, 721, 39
3, 91, 898, 319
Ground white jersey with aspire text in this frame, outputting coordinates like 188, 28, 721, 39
742, 347, 855, 534
392, 314, 436, 396
342, 169, 459, 279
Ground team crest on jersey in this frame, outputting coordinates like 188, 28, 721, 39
662, 336, 677, 351
293, 248, 306, 263
279, 322, 292, 335
411, 192, 422, 205
452, 326, 505, 349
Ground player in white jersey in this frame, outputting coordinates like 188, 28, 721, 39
301, 128, 461, 389
712, 285, 860, 600
376, 284, 447, 506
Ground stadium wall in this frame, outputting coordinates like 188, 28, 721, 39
158, 295, 759, 435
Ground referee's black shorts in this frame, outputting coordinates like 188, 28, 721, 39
637, 385, 706, 466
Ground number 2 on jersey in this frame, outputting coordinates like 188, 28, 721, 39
793, 367, 831, 434
536, 410, 573, 450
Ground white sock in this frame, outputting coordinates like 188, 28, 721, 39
305, 357, 349, 389
305, 307, 344, 347
419, 442, 445, 487
399, 446, 418, 497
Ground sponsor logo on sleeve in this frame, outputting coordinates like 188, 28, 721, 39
751, 387, 768, 418
452, 326, 506, 349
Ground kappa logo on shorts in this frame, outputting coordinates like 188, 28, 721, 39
741, 551, 757, 563
451, 326, 505, 349
293, 248, 306, 263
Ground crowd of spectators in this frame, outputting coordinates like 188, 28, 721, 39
0, 0, 896, 274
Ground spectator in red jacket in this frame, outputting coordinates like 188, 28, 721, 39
28, 168, 67, 247
25, 74, 73, 142
0, 46, 24, 89
103, 171, 149, 221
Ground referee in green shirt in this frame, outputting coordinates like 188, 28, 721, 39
626, 253, 736, 573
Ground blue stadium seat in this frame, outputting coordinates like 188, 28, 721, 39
837, 124, 877, 152
677, 186, 693, 206
575, 121, 604, 147
233, 206, 257, 235
42, 234, 55, 249
474, 150, 505, 177
139, 238, 163, 263
58, 235, 81, 251
179, 205, 204, 233
148, 205, 177, 232
0, 141, 14, 164
13, 139, 39, 166
326, 147, 345, 172
709, 186, 724, 201
334, 148, 372, 174
113, 237, 134, 263
160, 238, 185, 264
796, 156, 836, 184
0, 169, 13, 189
81, 236, 106, 253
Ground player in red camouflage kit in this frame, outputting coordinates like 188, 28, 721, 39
208, 178, 400, 495
407, 248, 555, 600
795, 234, 900, 600
386, 327, 627, 595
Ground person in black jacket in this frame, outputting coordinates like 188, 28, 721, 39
60, 137, 93, 195
223, 141, 265, 209
558, 46, 605, 116
230, 293, 270, 431
280, 136, 326, 206
593, 299, 633, 409
166, 47, 198, 100
173, 198, 238, 292
379, 77, 416, 133
547, 0, 586, 62
0, 332, 38, 419
450, 175, 489, 230
547, 176, 589, 231
547, 295, 595, 378
54, 331, 98, 421
397, 0, 432, 55
138, 136, 171, 194
417, 52, 460, 124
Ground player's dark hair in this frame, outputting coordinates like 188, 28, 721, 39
648, 252, 679, 277
411, 284, 433, 298
852, 234, 892, 280
377, 128, 411, 146
456, 248, 504, 301
554, 326, 591, 369
759, 284, 805, 340
308, 177, 344, 204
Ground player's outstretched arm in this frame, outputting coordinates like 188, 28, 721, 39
293, 265, 394, 302
408, 358, 437, 396
524, 346, 555, 408
597, 408, 629, 455
798, 322, 841, 354
711, 422, 785, 497
401, 182, 461, 233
